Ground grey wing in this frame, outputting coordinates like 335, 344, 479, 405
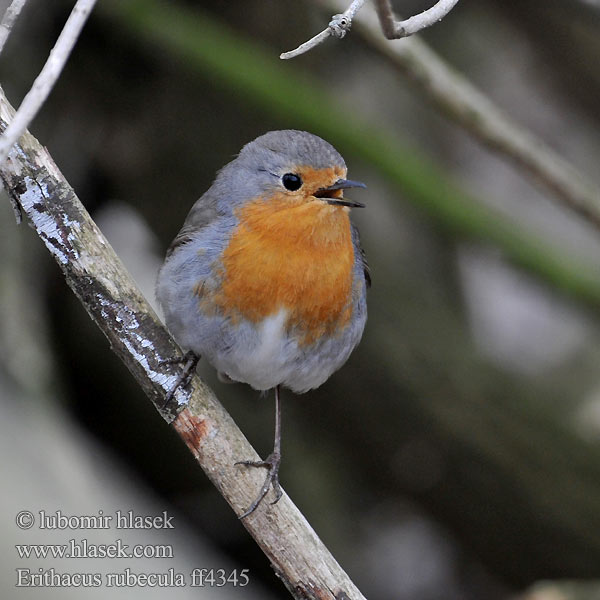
351, 223, 371, 288
165, 192, 220, 258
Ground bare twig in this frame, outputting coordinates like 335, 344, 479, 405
0, 0, 29, 55
374, 0, 460, 39
320, 0, 600, 233
280, 0, 366, 59
0, 87, 366, 600
281, 0, 460, 59
0, 0, 97, 169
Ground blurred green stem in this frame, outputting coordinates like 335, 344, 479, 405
103, 0, 600, 307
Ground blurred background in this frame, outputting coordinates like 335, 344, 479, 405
2, 0, 600, 598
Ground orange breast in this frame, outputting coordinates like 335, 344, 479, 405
211, 193, 355, 345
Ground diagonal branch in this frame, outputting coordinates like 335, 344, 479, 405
0, 0, 29, 55
0, 87, 366, 600
0, 0, 98, 174
321, 0, 600, 234
373, 0, 460, 39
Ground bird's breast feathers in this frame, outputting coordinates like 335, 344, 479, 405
200, 193, 356, 345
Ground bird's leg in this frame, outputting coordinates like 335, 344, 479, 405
236, 384, 283, 519
161, 350, 200, 408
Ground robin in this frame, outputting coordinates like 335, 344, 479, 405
156, 130, 369, 518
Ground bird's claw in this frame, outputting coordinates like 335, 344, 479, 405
236, 452, 282, 518
161, 350, 200, 408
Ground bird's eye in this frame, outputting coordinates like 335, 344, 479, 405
282, 173, 302, 191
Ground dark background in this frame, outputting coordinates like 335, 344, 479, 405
3, 1, 600, 599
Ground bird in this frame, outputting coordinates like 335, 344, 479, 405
156, 130, 369, 518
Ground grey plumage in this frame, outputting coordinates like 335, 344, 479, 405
156, 130, 368, 393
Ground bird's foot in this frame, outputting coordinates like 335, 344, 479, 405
235, 451, 282, 519
161, 350, 200, 408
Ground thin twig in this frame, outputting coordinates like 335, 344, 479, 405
320, 0, 600, 233
280, 0, 366, 59
0, 0, 29, 55
0, 87, 366, 600
374, 0, 460, 39
0, 0, 97, 168
281, 0, 460, 59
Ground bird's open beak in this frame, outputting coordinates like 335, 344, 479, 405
314, 178, 367, 208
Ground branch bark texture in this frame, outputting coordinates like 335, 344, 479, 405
0, 87, 366, 600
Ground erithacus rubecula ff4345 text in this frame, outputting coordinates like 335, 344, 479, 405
156, 130, 369, 518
